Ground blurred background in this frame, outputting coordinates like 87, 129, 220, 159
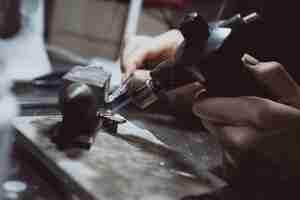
47, 0, 231, 60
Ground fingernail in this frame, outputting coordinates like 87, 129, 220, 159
194, 88, 207, 100
242, 53, 260, 66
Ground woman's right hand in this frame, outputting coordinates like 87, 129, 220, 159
120, 29, 205, 111
121, 29, 184, 81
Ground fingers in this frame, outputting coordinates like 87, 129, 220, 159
128, 70, 205, 100
166, 82, 205, 112
203, 120, 300, 174
194, 97, 260, 127
168, 82, 206, 100
123, 48, 150, 79
193, 96, 300, 131
242, 54, 300, 109
121, 35, 152, 79
154, 29, 184, 58
121, 30, 184, 81
202, 120, 261, 152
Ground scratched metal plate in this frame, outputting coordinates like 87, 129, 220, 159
13, 115, 219, 200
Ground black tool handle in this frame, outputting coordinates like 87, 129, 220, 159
151, 12, 268, 98
150, 13, 209, 91
198, 17, 267, 97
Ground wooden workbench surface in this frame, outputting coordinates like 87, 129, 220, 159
13, 115, 225, 200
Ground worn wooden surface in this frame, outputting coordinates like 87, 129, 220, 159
13, 115, 224, 200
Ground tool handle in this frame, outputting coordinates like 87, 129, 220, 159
150, 13, 209, 91
151, 12, 267, 98
198, 16, 267, 98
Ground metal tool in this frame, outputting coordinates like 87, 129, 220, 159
52, 65, 129, 150
53, 83, 127, 150
98, 110, 126, 133
109, 12, 264, 111
52, 82, 99, 150
107, 74, 134, 103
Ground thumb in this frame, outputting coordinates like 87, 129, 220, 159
166, 82, 206, 112
202, 120, 261, 152
193, 96, 300, 131
242, 54, 300, 109
121, 36, 152, 80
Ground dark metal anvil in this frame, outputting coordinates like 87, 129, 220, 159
51, 65, 125, 150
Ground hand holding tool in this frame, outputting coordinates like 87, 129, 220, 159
109, 12, 264, 111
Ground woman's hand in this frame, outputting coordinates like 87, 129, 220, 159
192, 54, 300, 174
121, 30, 184, 80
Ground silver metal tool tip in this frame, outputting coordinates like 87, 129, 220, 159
243, 12, 260, 24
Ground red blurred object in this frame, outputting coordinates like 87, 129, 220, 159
144, 0, 186, 9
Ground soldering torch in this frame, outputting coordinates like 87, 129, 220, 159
109, 12, 265, 111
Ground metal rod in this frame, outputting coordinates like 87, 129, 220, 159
124, 0, 143, 38
243, 12, 260, 24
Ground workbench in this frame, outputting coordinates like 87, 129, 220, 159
12, 57, 224, 199
4, 0, 300, 199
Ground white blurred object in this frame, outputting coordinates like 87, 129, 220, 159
95, 0, 143, 90
0, 58, 19, 200
0, 0, 51, 81
47, 0, 143, 91
0, 94, 19, 189
124, 0, 143, 39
